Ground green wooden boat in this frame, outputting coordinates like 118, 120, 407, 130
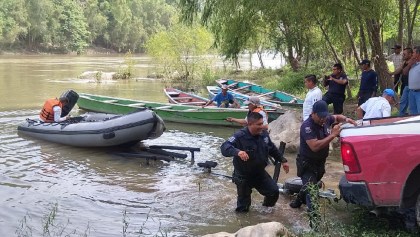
216, 79, 304, 107
77, 93, 283, 127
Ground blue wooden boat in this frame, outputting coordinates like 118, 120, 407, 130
216, 79, 304, 107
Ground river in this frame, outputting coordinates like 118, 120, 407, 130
0, 54, 342, 236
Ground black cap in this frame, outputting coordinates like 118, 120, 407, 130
391, 44, 402, 49
359, 59, 371, 65
312, 100, 329, 118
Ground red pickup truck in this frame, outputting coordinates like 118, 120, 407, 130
338, 116, 420, 228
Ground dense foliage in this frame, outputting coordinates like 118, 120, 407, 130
0, 0, 177, 54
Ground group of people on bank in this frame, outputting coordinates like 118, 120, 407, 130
218, 46, 420, 227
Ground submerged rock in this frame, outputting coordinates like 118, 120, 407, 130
203, 221, 294, 237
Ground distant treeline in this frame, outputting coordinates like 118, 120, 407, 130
0, 0, 177, 54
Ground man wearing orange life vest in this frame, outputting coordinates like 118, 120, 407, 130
226, 96, 269, 130
39, 96, 70, 122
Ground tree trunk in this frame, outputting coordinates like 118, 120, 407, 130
359, 21, 369, 60
406, 0, 420, 47
316, 18, 341, 63
256, 49, 265, 69
397, 0, 405, 45
345, 22, 361, 63
366, 19, 392, 91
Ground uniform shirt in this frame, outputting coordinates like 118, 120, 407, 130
360, 97, 391, 119
220, 128, 287, 176
325, 73, 348, 95
386, 53, 403, 70
213, 92, 235, 107
303, 86, 322, 121
409, 62, 420, 90
299, 115, 334, 163
359, 70, 378, 92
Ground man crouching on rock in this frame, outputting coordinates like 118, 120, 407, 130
220, 112, 289, 212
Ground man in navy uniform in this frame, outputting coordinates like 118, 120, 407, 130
290, 100, 356, 211
221, 112, 289, 212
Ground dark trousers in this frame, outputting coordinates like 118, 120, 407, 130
322, 92, 345, 114
233, 171, 279, 212
358, 90, 375, 106
296, 156, 325, 211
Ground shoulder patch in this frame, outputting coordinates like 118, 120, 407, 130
264, 137, 269, 144
305, 126, 312, 134
228, 136, 236, 143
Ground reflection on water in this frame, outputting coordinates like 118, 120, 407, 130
0, 55, 318, 236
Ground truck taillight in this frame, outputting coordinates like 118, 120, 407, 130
341, 142, 361, 174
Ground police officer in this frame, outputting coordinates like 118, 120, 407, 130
221, 112, 289, 212
289, 100, 356, 211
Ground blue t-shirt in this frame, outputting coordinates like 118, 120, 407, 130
359, 70, 378, 92
213, 92, 234, 107
299, 115, 335, 162
326, 73, 348, 95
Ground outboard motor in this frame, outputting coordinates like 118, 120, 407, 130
60, 89, 79, 116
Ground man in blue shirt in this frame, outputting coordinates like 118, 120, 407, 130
357, 59, 378, 106
203, 85, 239, 108
322, 63, 348, 114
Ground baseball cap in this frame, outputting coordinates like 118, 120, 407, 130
359, 59, 371, 65
221, 85, 228, 90
244, 96, 261, 106
391, 44, 402, 49
312, 100, 329, 118
383, 88, 397, 101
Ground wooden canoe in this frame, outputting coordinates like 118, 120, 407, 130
216, 79, 304, 107
77, 93, 275, 127
163, 88, 215, 106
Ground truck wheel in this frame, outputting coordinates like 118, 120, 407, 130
416, 194, 420, 227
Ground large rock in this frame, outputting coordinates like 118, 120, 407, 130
268, 110, 301, 153
78, 71, 116, 80
203, 222, 294, 237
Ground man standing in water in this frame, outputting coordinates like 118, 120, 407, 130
226, 96, 269, 129
221, 112, 289, 212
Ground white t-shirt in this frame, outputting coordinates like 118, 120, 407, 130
360, 97, 391, 119
303, 86, 322, 121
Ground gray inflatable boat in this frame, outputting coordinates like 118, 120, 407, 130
17, 109, 165, 147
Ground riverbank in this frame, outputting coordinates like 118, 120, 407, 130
0, 46, 119, 56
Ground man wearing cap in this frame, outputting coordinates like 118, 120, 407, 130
386, 45, 403, 93
322, 63, 348, 114
226, 96, 268, 129
290, 101, 356, 212
203, 85, 239, 108
356, 89, 396, 121
357, 59, 378, 106
221, 112, 289, 213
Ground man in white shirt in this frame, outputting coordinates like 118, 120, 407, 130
303, 74, 322, 121
386, 44, 403, 93
356, 89, 396, 121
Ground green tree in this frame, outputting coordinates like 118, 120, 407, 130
146, 24, 213, 89
0, 0, 27, 47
